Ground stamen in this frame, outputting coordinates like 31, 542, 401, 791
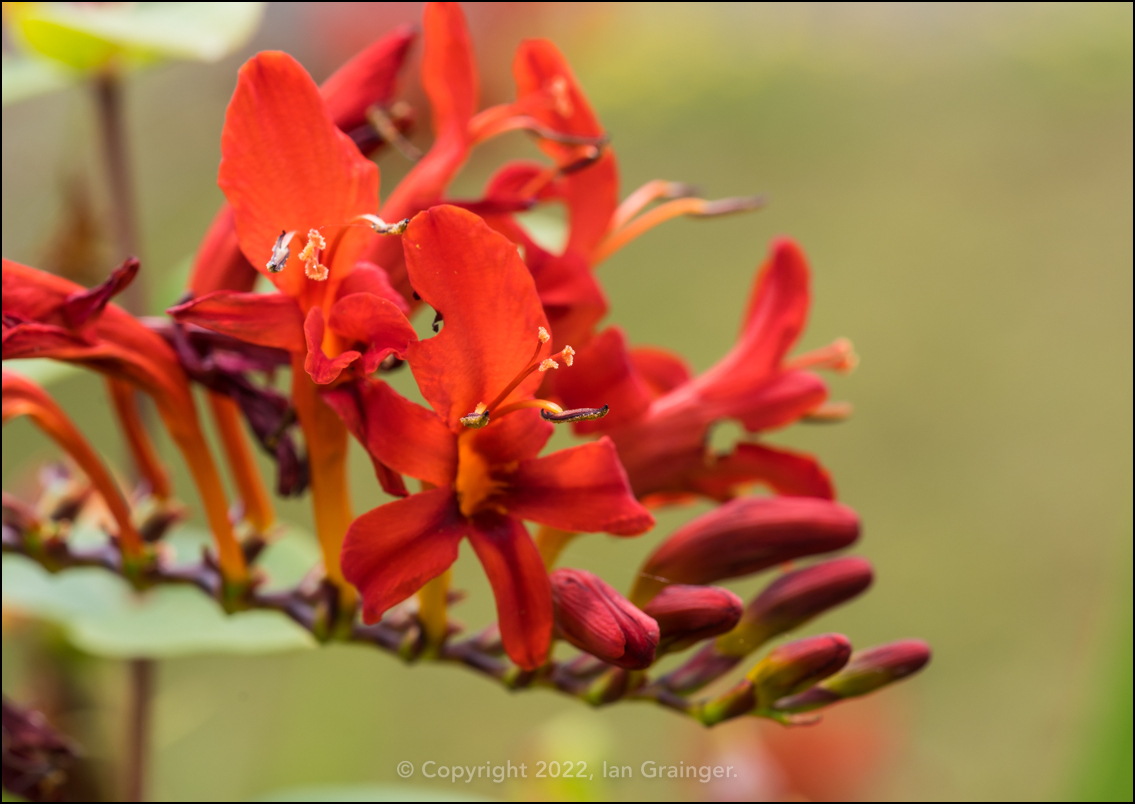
299, 230, 328, 281
787, 338, 858, 373
593, 194, 766, 265
266, 230, 295, 273
539, 358, 559, 372
803, 401, 853, 423
365, 104, 423, 162
561, 345, 575, 367
538, 327, 550, 344
460, 403, 490, 429
612, 181, 699, 231
540, 405, 610, 424
493, 399, 564, 418
356, 213, 410, 235
459, 333, 582, 427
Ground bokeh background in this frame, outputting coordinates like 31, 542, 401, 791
3, 2, 1131, 800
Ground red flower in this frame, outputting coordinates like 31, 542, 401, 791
329, 206, 653, 669
556, 238, 856, 505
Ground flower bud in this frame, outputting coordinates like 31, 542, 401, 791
747, 633, 852, 709
717, 557, 874, 657
642, 584, 743, 653
551, 569, 659, 670
631, 497, 860, 604
773, 639, 932, 713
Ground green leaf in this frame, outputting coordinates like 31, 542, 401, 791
10, 2, 267, 71
1, 523, 320, 658
1, 54, 74, 106
253, 785, 495, 802
1, 358, 83, 388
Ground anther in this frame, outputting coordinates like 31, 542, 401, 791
299, 230, 328, 281
538, 327, 550, 344
267, 230, 295, 273
538, 358, 559, 372
357, 214, 409, 235
460, 403, 490, 429
561, 345, 575, 367
540, 405, 610, 424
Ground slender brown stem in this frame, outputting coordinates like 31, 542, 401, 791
125, 658, 154, 802
94, 67, 144, 314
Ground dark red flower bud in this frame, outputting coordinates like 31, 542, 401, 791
641, 584, 743, 653
773, 639, 932, 713
631, 497, 860, 604
551, 569, 659, 670
747, 633, 852, 708
717, 557, 873, 656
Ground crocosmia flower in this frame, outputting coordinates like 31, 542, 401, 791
329, 206, 654, 669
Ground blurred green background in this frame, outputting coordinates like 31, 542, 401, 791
3, 2, 1131, 801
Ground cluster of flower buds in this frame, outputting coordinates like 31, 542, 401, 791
2, 1, 928, 733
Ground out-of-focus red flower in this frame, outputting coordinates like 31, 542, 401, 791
557, 238, 855, 506
641, 584, 743, 654
630, 495, 859, 605
1, 259, 246, 581
551, 568, 659, 669
329, 206, 653, 669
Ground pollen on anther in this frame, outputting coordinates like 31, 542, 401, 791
538, 327, 550, 344
538, 358, 559, 372
561, 345, 575, 367
299, 230, 328, 281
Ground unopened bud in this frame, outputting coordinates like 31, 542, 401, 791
699, 679, 757, 727
717, 557, 873, 657
631, 497, 860, 604
747, 633, 852, 709
774, 639, 932, 713
551, 569, 659, 670
642, 584, 743, 653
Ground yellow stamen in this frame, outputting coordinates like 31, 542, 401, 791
787, 338, 858, 373
611, 180, 698, 231
493, 398, 564, 418
538, 358, 559, 372
561, 345, 575, 367
300, 229, 328, 281
538, 326, 550, 344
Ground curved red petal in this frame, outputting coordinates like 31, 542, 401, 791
467, 512, 552, 670
328, 292, 417, 373
336, 261, 411, 315
404, 206, 549, 429
553, 326, 653, 434
342, 487, 465, 623
366, 2, 479, 302
737, 370, 828, 432
692, 442, 836, 501
500, 437, 654, 536
62, 257, 138, 327
303, 307, 359, 385
167, 291, 306, 353
630, 345, 693, 398
189, 205, 259, 295
693, 238, 812, 405
465, 407, 551, 466
320, 25, 416, 133
323, 377, 457, 489
220, 51, 378, 298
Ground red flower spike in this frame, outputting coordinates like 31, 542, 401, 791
720, 557, 874, 657
773, 639, 932, 713
642, 584, 743, 654
747, 633, 853, 709
551, 568, 659, 670
630, 496, 859, 605
2, 260, 247, 583
555, 238, 847, 505
341, 206, 652, 669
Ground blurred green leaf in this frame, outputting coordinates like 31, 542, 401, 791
1, 358, 82, 387
254, 785, 494, 802
1, 53, 73, 106
0, 524, 320, 658
9, 2, 266, 74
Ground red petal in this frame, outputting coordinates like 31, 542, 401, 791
220, 51, 378, 299
465, 407, 552, 466
553, 326, 653, 434
365, 2, 479, 302
342, 488, 466, 623
693, 238, 811, 406
189, 205, 259, 295
323, 377, 456, 489
319, 379, 410, 497
336, 261, 411, 315
62, 257, 138, 327
630, 345, 693, 397
167, 291, 306, 352
328, 292, 417, 373
404, 206, 549, 429
692, 442, 836, 501
500, 437, 654, 536
737, 370, 828, 432
303, 307, 360, 385
320, 25, 416, 133
467, 512, 552, 670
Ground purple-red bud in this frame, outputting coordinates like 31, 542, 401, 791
551, 569, 659, 670
642, 584, 743, 653
717, 557, 874, 656
747, 633, 852, 708
631, 497, 860, 604
773, 639, 932, 713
